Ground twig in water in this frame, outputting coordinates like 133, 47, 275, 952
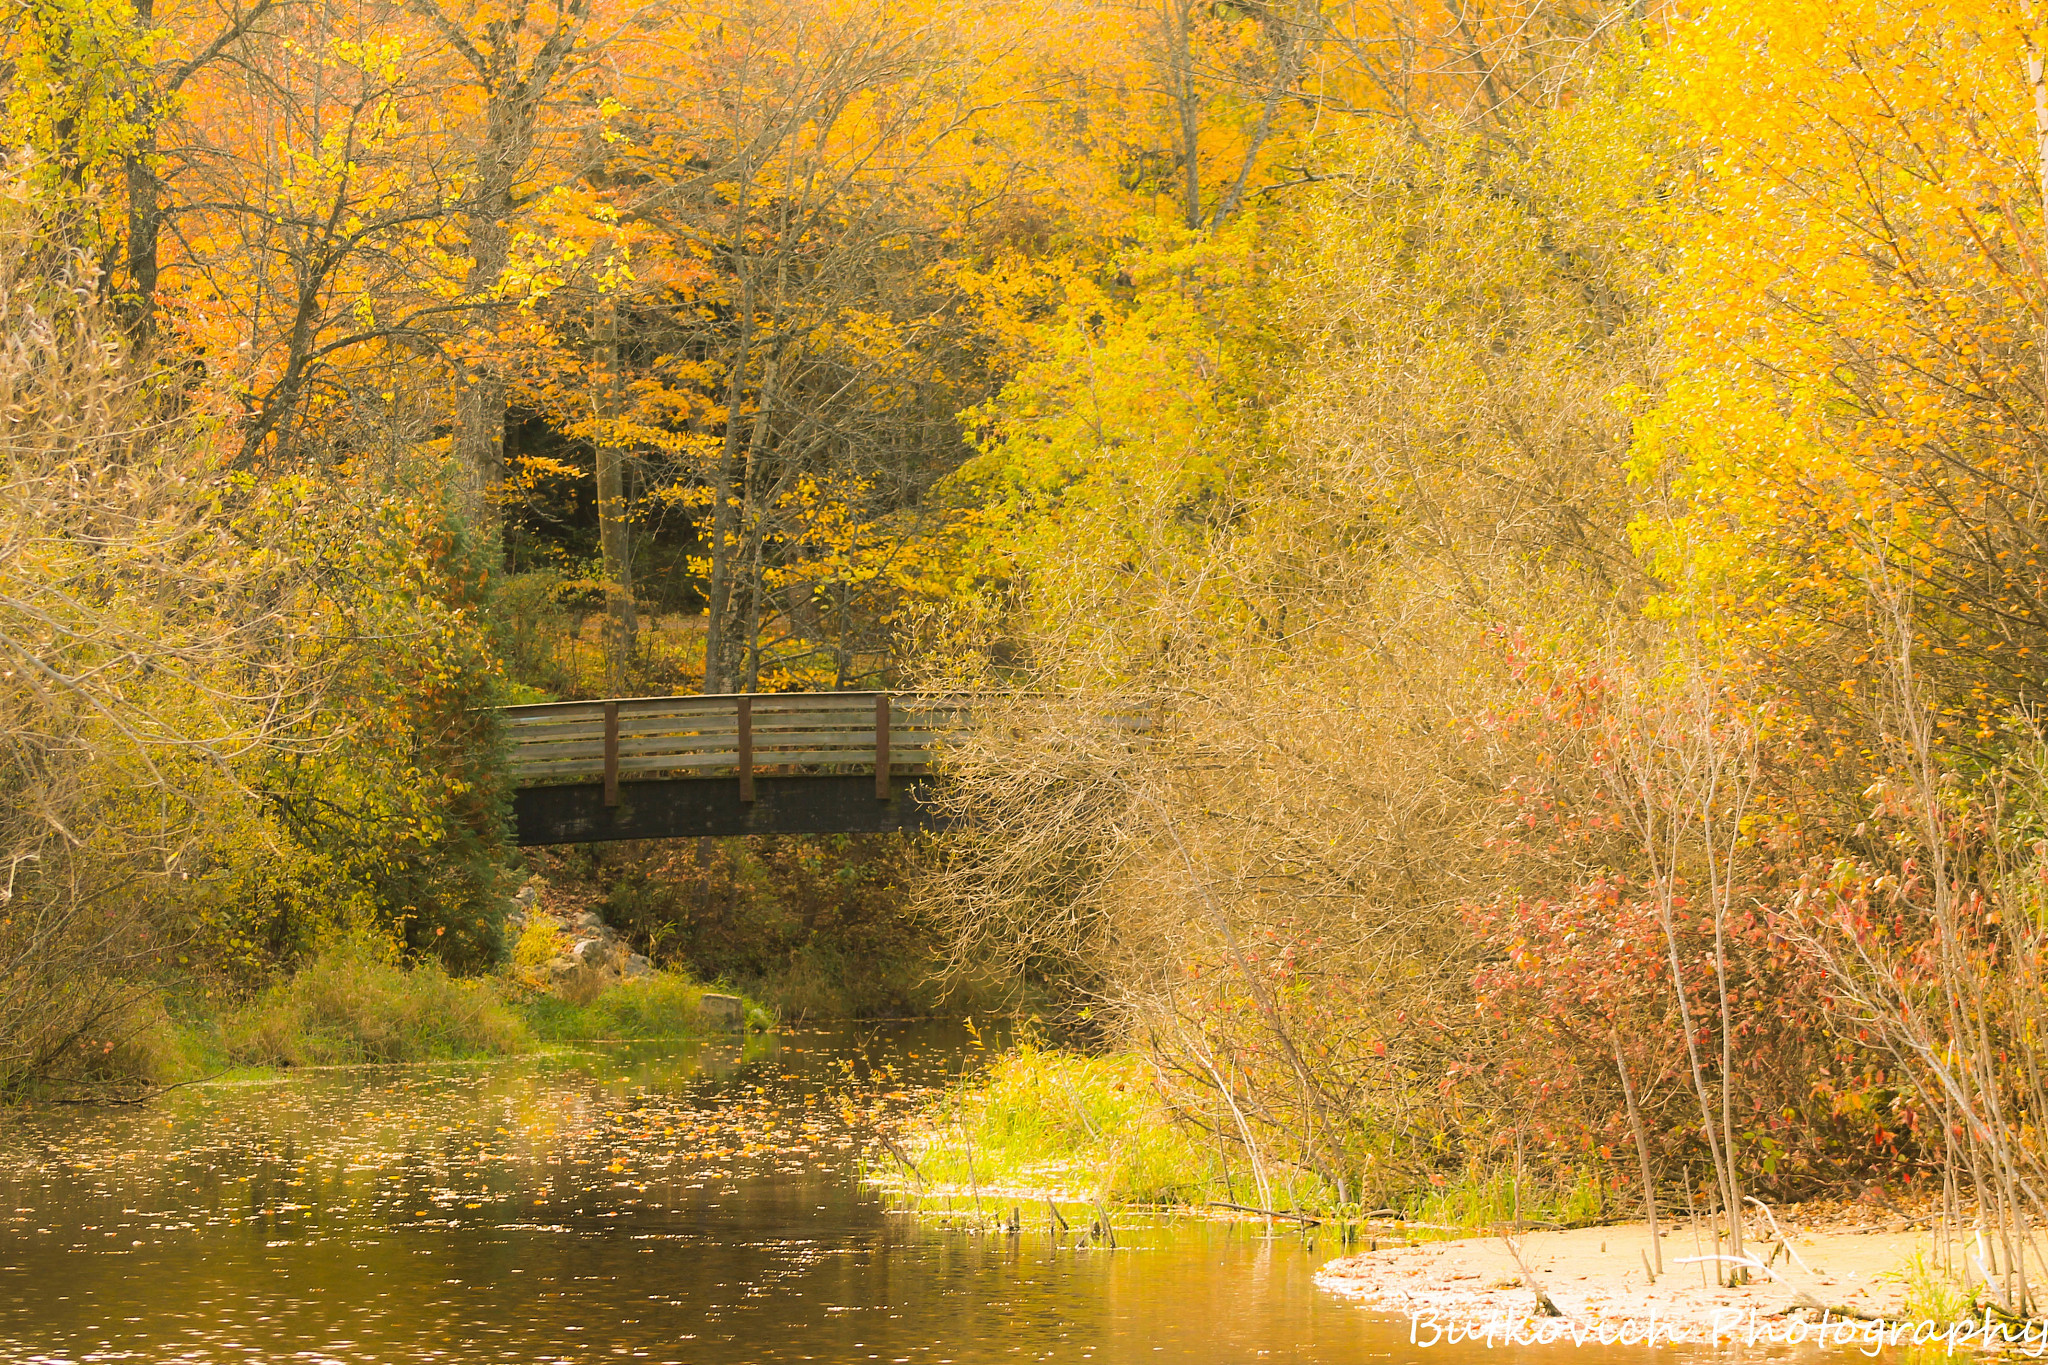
1092, 1196, 1117, 1250
879, 1132, 923, 1186
1204, 1203, 1318, 1227
42, 1070, 230, 1105
1209, 1200, 1319, 1226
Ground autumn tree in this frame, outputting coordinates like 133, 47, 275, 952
923, 34, 1671, 1201
1639, 0, 2048, 772
0, 182, 325, 1091
408, 0, 602, 506
489, 0, 998, 692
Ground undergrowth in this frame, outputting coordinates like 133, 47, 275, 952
34, 938, 773, 1089
541, 837, 1029, 1019
890, 1040, 1615, 1226
217, 937, 533, 1065
1404, 1161, 1609, 1230
1891, 1250, 1980, 1326
902, 1043, 1216, 1206
522, 973, 771, 1040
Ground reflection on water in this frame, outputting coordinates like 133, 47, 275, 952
0, 1024, 1681, 1363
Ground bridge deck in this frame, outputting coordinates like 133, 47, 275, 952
502, 691, 967, 845
502, 690, 1149, 845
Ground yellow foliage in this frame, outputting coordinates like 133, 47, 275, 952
1640, 0, 2048, 750
511, 917, 570, 982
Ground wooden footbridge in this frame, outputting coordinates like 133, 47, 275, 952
502, 692, 967, 845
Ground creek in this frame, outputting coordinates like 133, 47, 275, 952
0, 1023, 1679, 1363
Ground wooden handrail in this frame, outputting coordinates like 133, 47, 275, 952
499, 690, 967, 788
497, 690, 1153, 790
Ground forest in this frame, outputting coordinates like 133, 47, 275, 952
7, 0, 2048, 1320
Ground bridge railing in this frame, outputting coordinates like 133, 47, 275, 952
501, 691, 973, 804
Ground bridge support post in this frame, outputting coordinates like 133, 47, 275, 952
875, 693, 891, 801
603, 701, 620, 807
737, 696, 754, 803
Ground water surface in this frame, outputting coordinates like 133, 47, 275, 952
0, 1024, 1687, 1363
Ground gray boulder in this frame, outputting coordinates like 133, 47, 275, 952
698, 993, 744, 1032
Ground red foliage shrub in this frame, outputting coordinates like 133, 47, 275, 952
1466, 862, 1925, 1198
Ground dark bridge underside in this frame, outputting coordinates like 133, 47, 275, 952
512, 774, 943, 846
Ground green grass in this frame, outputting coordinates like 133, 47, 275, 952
889, 1041, 1616, 1228
1402, 1161, 1610, 1232
520, 973, 771, 1040
144, 943, 771, 1079
896, 1042, 1266, 1210
216, 938, 535, 1066
1890, 1249, 1980, 1325
10, 934, 777, 1097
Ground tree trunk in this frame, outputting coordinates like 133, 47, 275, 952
452, 139, 520, 517
412, 1, 585, 517
452, 255, 510, 513
1208, 0, 1307, 229
598, 295, 637, 693
740, 509, 768, 693
116, 0, 285, 346
735, 356, 781, 693
703, 208, 755, 694
1614, 1029, 1663, 1273
121, 139, 162, 347
1164, 0, 1204, 230
119, 0, 160, 348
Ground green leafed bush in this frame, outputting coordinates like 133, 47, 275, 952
223, 937, 533, 1066
906, 1043, 1222, 1208
522, 974, 767, 1041
576, 974, 707, 1037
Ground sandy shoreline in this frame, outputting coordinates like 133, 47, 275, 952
1315, 1214, 1960, 1346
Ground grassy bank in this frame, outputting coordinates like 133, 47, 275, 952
209, 942, 535, 1066
884, 1041, 1609, 1229
56, 939, 774, 1093
519, 972, 776, 1042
